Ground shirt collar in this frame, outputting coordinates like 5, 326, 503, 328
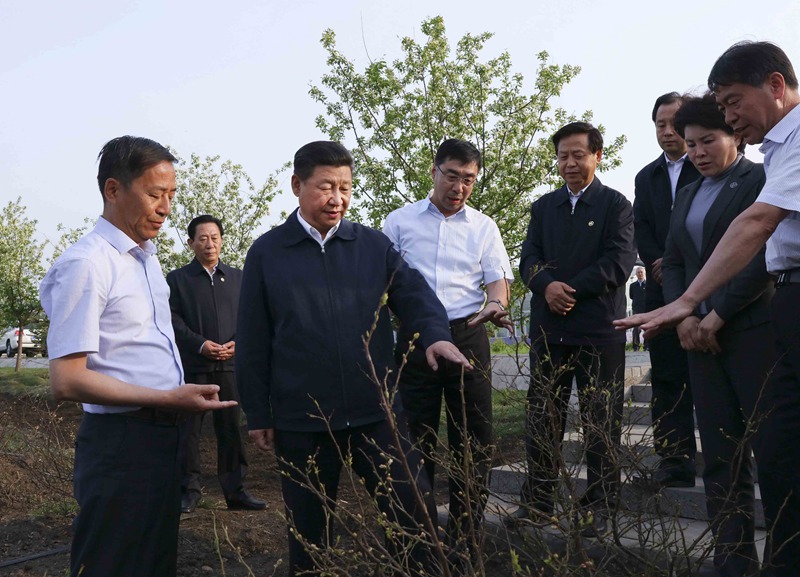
420, 195, 472, 221
94, 216, 157, 257
296, 210, 341, 242
664, 152, 688, 166
761, 103, 800, 149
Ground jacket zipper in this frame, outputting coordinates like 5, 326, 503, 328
320, 242, 350, 427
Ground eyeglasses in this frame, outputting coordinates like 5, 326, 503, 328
436, 164, 477, 188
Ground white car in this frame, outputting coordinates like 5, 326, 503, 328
2, 327, 41, 357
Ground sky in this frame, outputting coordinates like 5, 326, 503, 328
3, 0, 800, 250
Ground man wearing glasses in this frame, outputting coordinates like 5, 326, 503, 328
383, 139, 514, 550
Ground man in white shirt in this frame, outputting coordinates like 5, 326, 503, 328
617, 41, 800, 576
40, 136, 236, 577
383, 138, 514, 547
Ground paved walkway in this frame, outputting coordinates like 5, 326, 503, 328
492, 350, 652, 390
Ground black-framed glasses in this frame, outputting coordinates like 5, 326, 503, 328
436, 164, 477, 188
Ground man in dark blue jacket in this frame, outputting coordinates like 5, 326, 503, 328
507, 122, 636, 535
236, 141, 471, 577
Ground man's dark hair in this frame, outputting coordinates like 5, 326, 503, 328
434, 138, 482, 170
552, 122, 603, 153
651, 92, 683, 122
188, 214, 224, 240
674, 93, 746, 153
293, 141, 354, 181
97, 136, 176, 197
708, 41, 798, 91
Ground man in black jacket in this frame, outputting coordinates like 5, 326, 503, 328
167, 215, 265, 513
236, 141, 471, 577
506, 122, 636, 535
629, 267, 647, 351
633, 92, 702, 487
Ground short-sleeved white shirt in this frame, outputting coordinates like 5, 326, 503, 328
757, 104, 800, 272
39, 217, 183, 414
383, 198, 514, 321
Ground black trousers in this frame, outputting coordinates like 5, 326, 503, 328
274, 420, 432, 577
522, 341, 625, 510
397, 321, 492, 538
180, 371, 248, 499
71, 413, 181, 577
689, 322, 774, 577
648, 330, 697, 471
757, 285, 800, 576
631, 326, 642, 350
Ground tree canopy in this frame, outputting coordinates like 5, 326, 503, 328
310, 16, 626, 261
156, 153, 286, 271
0, 198, 46, 370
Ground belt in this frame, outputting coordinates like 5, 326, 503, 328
449, 316, 475, 331
775, 269, 800, 288
118, 407, 187, 426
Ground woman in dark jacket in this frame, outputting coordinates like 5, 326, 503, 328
662, 93, 775, 577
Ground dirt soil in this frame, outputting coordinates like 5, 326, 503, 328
0, 394, 524, 577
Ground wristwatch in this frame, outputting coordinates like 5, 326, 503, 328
488, 299, 506, 311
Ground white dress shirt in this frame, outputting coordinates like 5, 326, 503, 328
757, 104, 800, 272
40, 216, 183, 414
665, 152, 688, 201
383, 198, 513, 320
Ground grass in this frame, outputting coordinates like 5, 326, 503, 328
0, 367, 50, 396
489, 340, 530, 356
492, 388, 526, 441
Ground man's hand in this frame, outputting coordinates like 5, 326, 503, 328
468, 302, 514, 332
425, 341, 473, 372
676, 316, 702, 351
696, 311, 725, 355
201, 340, 225, 360
613, 296, 696, 339
651, 258, 664, 285
249, 428, 274, 451
219, 341, 235, 361
165, 384, 238, 412
544, 281, 577, 315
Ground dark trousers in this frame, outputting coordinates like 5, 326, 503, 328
180, 371, 247, 499
757, 285, 800, 576
522, 341, 625, 510
648, 330, 697, 471
631, 326, 642, 350
71, 413, 181, 577
397, 321, 492, 538
274, 420, 432, 577
689, 322, 774, 577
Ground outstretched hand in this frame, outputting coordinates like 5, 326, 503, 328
613, 297, 696, 339
468, 302, 514, 332
167, 383, 238, 412
425, 341, 473, 372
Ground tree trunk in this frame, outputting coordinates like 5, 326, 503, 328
14, 320, 22, 373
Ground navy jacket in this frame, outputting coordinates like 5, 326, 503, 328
629, 280, 647, 314
520, 178, 636, 346
166, 258, 241, 374
662, 158, 772, 334
633, 154, 701, 310
235, 211, 452, 432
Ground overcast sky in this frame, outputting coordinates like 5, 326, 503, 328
3, 0, 800, 249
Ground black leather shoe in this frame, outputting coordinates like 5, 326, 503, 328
502, 502, 553, 526
226, 491, 267, 511
652, 466, 696, 488
181, 492, 201, 514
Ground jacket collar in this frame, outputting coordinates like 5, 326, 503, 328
187, 257, 233, 276
555, 177, 602, 206
282, 208, 357, 247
